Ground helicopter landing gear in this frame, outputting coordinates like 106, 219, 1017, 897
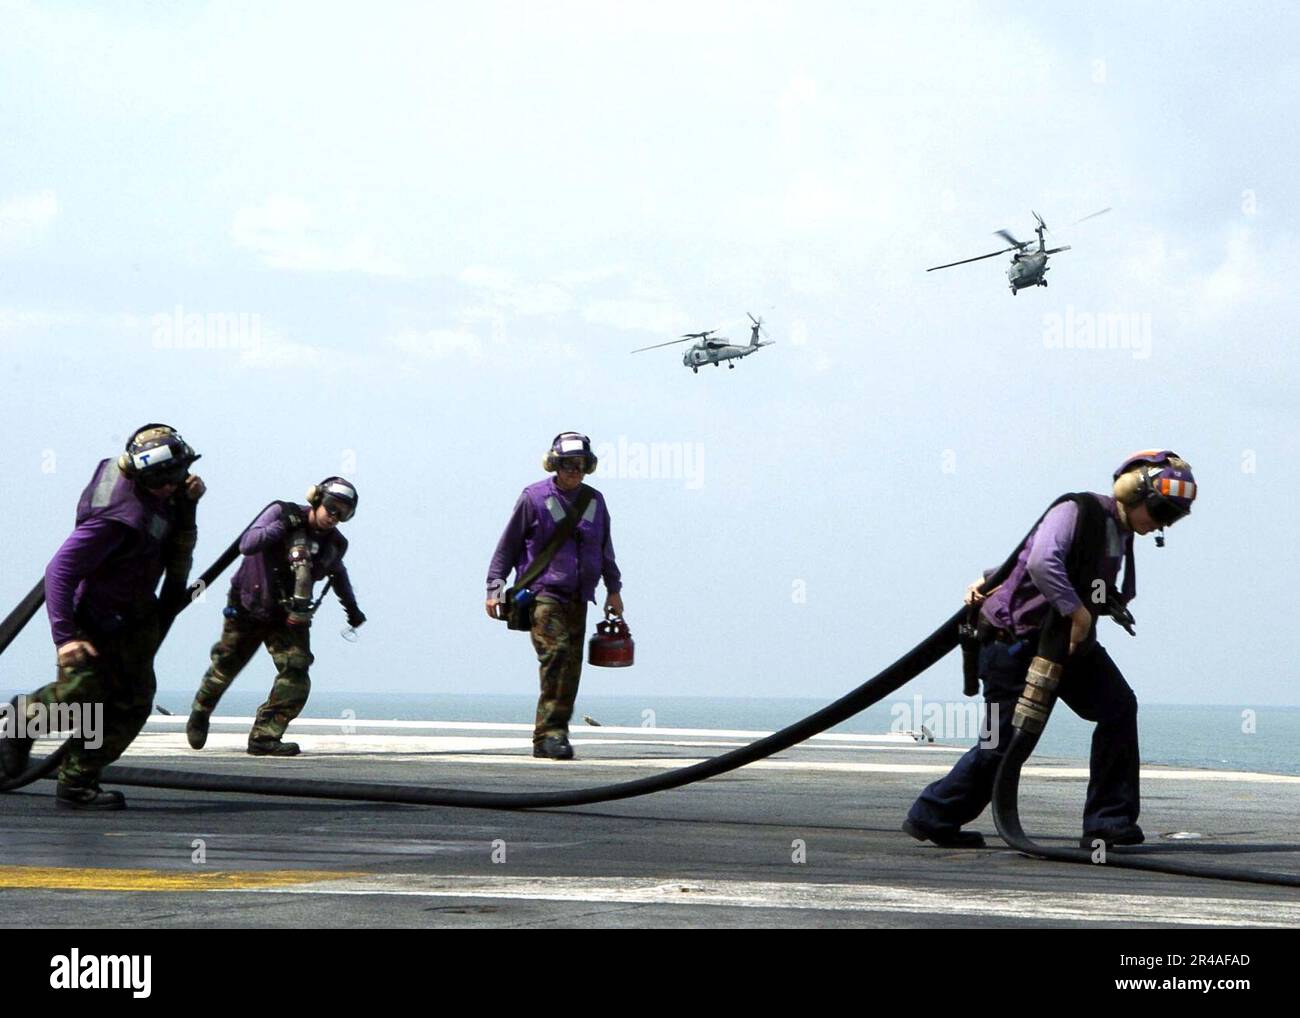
728, 362, 735, 369
692, 367, 698, 374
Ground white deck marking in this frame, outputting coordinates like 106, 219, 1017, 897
245, 874, 1300, 926
110, 729, 1300, 784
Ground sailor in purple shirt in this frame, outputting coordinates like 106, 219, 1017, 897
486, 433, 623, 760
0, 424, 205, 810
905, 451, 1198, 850
186, 478, 365, 757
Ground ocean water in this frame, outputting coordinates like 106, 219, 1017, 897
153, 688, 1300, 777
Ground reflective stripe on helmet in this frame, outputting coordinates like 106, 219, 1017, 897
1158, 477, 1196, 500
321, 480, 357, 504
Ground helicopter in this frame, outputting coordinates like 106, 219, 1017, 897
632, 313, 774, 372
927, 208, 1110, 294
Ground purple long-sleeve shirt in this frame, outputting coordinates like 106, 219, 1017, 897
45, 459, 182, 646
487, 478, 621, 604
230, 503, 357, 619
981, 495, 1134, 636
45, 519, 136, 645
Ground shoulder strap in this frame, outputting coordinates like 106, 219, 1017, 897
508, 486, 594, 597
1062, 492, 1110, 608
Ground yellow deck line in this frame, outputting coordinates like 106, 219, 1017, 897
0, 864, 363, 892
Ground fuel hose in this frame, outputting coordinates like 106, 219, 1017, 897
990, 615, 1300, 888
4, 502, 1300, 889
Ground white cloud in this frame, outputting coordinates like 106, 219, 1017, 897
0, 189, 60, 249
458, 265, 575, 316
582, 298, 689, 337
230, 195, 405, 276
387, 327, 483, 360
1194, 226, 1254, 317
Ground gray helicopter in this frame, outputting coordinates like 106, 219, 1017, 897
632, 313, 774, 372
927, 208, 1110, 294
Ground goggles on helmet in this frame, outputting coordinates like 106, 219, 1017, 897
138, 461, 190, 490
321, 494, 355, 521
1147, 498, 1190, 527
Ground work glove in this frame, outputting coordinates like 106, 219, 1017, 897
281, 505, 305, 530
345, 606, 367, 629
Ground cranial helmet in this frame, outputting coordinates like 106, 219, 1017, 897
1113, 449, 1197, 527
306, 477, 359, 521
117, 423, 200, 489
542, 432, 598, 474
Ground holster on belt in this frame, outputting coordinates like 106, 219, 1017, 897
957, 604, 983, 697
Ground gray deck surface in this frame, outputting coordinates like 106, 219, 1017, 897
2, 717, 1298, 928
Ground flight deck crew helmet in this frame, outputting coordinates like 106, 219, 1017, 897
117, 423, 200, 490
542, 432, 598, 475
1112, 449, 1197, 527
306, 477, 359, 521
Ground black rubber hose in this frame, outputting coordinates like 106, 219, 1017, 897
0, 579, 44, 658
991, 617, 1300, 888
92, 607, 964, 807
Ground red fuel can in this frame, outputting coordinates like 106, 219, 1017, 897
588, 614, 635, 668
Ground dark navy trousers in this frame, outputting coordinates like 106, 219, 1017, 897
907, 638, 1140, 836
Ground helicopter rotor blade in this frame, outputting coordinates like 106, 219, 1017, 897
926, 247, 1017, 272
1033, 210, 1047, 231
631, 336, 695, 353
994, 229, 1025, 248
1071, 207, 1111, 225
1043, 245, 1072, 255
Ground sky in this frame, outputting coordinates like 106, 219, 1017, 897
1, 1, 1297, 710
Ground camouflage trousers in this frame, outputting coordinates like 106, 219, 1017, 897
530, 598, 587, 744
192, 609, 314, 742
26, 611, 159, 791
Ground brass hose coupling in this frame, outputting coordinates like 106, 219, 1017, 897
1012, 656, 1063, 734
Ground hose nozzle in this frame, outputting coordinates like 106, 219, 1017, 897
1012, 656, 1062, 734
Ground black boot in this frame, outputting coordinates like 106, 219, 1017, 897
247, 737, 301, 757
533, 735, 575, 760
902, 818, 987, 849
0, 696, 35, 778
1080, 824, 1145, 849
56, 784, 127, 810
186, 709, 210, 750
